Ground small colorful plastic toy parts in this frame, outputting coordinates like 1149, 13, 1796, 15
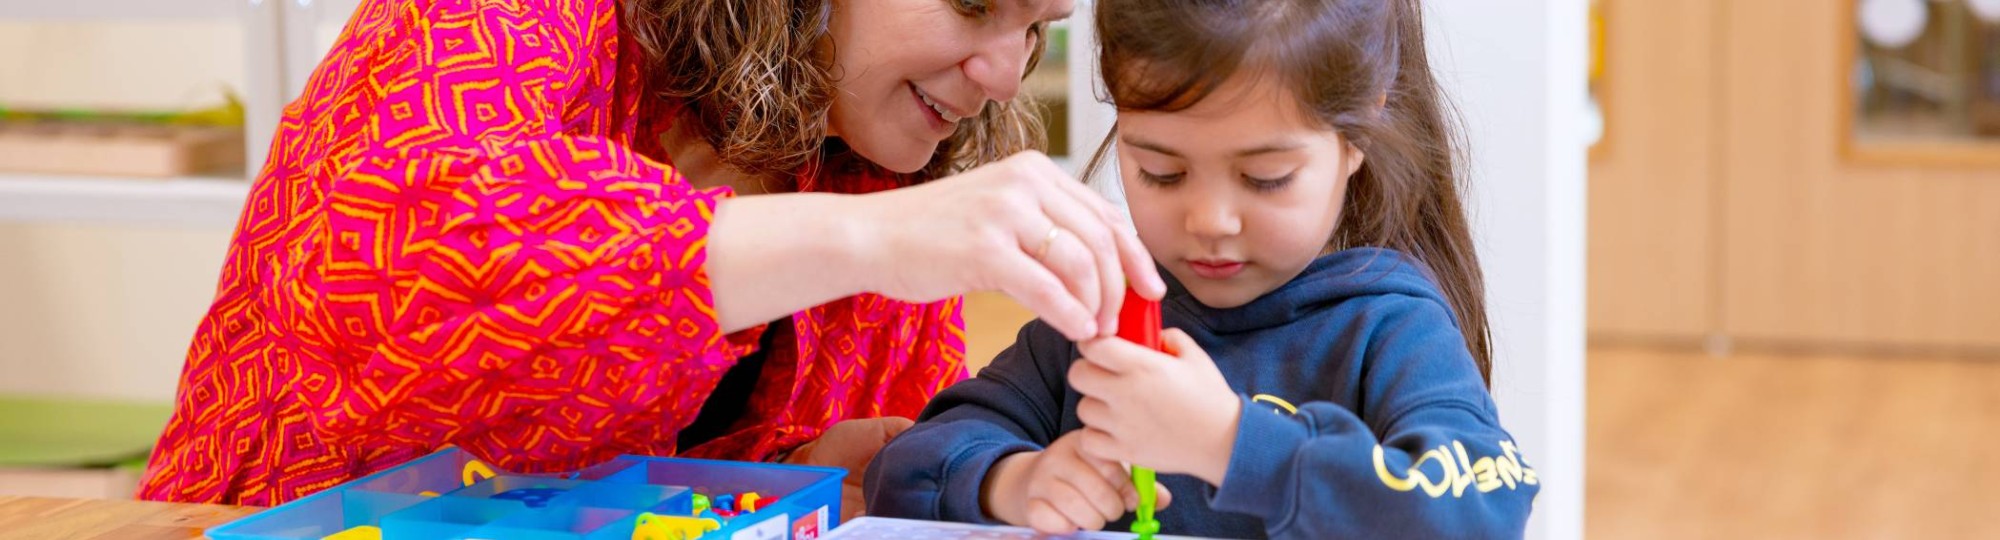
461, 460, 498, 487
737, 492, 765, 513
690, 493, 711, 515
1116, 288, 1164, 540
632, 512, 720, 540
320, 525, 381, 540
491, 487, 566, 508
713, 493, 736, 514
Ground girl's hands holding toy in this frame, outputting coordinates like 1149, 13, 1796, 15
1071, 329, 1242, 486
981, 430, 1174, 534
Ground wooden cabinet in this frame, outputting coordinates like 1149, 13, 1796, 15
1586, 0, 1720, 340
1590, 0, 2000, 352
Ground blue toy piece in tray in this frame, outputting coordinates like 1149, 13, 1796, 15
206, 447, 843, 540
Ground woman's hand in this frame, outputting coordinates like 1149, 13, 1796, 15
981, 430, 1173, 534
708, 151, 1161, 338
854, 151, 1165, 341
782, 417, 915, 521
1070, 329, 1242, 486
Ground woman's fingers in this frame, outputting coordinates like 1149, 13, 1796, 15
1032, 154, 1165, 305
1032, 154, 1163, 299
1016, 157, 1126, 337
964, 151, 1161, 340
1016, 219, 1102, 336
993, 247, 1097, 339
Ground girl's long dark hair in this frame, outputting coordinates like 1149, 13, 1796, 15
1088, 0, 1492, 382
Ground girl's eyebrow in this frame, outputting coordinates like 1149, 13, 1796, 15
1122, 136, 1183, 157
1123, 136, 1304, 158
1231, 142, 1306, 157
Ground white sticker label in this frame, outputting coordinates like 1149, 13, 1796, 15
792, 507, 826, 540
732, 512, 789, 540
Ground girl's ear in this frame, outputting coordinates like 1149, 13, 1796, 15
1345, 94, 1385, 180
1343, 138, 1367, 179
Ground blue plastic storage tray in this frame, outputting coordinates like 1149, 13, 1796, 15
206, 447, 844, 540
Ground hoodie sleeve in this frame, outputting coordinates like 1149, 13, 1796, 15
863, 321, 1073, 524
1207, 295, 1539, 539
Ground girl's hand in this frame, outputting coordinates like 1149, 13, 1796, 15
1070, 329, 1242, 486
981, 430, 1174, 534
856, 151, 1165, 340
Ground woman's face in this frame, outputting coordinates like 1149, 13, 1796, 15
826, 0, 1072, 173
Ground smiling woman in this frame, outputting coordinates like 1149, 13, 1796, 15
631, 0, 1067, 179
134, 0, 1161, 514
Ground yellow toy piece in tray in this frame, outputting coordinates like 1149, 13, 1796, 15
320, 525, 381, 540
632, 513, 720, 540
461, 460, 497, 486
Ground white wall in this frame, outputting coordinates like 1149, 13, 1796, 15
0, 223, 228, 401
1427, 2, 1589, 540
0, 21, 244, 110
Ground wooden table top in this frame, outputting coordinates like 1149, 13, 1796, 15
0, 496, 257, 540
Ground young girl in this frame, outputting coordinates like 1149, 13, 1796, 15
864, 0, 1538, 537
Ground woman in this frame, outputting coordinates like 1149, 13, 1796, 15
138, 0, 1160, 512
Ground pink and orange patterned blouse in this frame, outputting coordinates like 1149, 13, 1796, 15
138, 0, 967, 505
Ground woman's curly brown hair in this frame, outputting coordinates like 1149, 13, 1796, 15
625, 0, 1049, 183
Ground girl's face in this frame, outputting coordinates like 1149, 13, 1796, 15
1117, 73, 1365, 308
826, 0, 1072, 173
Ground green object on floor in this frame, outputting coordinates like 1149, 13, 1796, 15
0, 396, 172, 468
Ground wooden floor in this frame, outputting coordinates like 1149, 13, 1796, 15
966, 294, 2000, 539
1588, 344, 2000, 539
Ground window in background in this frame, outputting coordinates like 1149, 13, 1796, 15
1850, 0, 2000, 163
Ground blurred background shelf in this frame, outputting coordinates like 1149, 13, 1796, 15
0, 0, 361, 228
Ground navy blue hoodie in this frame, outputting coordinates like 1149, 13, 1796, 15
864, 248, 1538, 539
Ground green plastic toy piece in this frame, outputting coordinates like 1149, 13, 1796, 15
1131, 467, 1160, 539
